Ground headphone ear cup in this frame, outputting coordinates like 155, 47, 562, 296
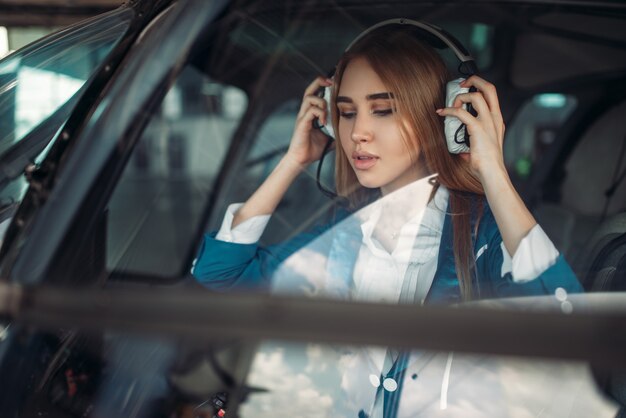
312, 85, 335, 140
444, 78, 471, 154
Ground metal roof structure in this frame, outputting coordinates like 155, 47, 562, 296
0, 0, 122, 26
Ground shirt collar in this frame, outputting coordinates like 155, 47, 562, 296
357, 177, 449, 263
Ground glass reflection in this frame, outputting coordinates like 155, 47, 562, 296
239, 342, 619, 417
193, 27, 584, 303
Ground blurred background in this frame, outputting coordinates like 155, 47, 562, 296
0, 0, 121, 58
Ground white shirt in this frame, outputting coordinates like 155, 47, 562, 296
214, 182, 559, 304
210, 180, 563, 418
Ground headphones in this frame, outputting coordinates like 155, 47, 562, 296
314, 18, 479, 199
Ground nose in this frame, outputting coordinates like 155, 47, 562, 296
350, 113, 372, 143
351, 131, 371, 143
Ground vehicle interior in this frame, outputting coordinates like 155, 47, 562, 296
0, 0, 625, 416
102, 1, 626, 289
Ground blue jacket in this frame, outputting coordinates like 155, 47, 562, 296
193, 198, 583, 304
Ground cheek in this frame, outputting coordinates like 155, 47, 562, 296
338, 122, 353, 150
390, 123, 416, 157
381, 127, 409, 155
338, 119, 351, 139
394, 138, 412, 157
339, 137, 353, 162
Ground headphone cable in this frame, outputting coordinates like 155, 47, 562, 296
316, 135, 338, 199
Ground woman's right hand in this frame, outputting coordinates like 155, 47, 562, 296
286, 76, 334, 167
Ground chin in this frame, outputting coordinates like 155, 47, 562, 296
355, 175, 384, 190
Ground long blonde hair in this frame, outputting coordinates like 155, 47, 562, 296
331, 28, 485, 300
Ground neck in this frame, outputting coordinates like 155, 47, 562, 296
378, 174, 438, 227
380, 166, 431, 197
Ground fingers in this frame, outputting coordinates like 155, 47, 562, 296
460, 76, 505, 139
444, 76, 505, 142
436, 105, 477, 130
297, 98, 327, 125
297, 104, 326, 127
452, 91, 491, 119
298, 95, 327, 116
303, 76, 333, 98
298, 76, 333, 121
436, 104, 500, 146
450, 92, 499, 140
460, 76, 500, 111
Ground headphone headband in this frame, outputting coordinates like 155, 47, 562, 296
345, 18, 478, 75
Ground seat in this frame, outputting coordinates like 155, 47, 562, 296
575, 211, 626, 415
577, 212, 626, 291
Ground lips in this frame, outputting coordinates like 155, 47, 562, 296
352, 151, 379, 170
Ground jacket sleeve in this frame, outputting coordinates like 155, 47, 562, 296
192, 222, 334, 292
475, 205, 584, 299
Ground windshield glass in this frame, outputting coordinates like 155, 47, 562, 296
3, 1, 625, 418
187, 4, 624, 416
0, 8, 132, 220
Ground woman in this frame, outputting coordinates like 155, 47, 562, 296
192, 28, 582, 304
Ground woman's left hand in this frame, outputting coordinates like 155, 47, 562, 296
436, 75, 506, 182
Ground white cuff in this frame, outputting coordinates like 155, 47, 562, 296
501, 224, 560, 282
215, 203, 271, 244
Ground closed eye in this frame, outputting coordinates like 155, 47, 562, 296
339, 111, 356, 119
372, 109, 393, 117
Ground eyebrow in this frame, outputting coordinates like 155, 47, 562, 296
367, 92, 394, 100
336, 92, 395, 103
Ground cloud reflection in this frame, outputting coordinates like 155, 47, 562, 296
239, 345, 335, 418
239, 343, 620, 417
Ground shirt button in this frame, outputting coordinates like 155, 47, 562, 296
383, 378, 398, 392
